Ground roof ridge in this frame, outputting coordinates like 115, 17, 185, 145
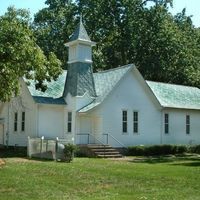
146, 80, 199, 90
94, 64, 134, 74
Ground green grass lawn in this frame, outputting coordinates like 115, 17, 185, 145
0, 155, 200, 200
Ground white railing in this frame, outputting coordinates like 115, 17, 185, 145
76, 133, 126, 148
27, 136, 74, 160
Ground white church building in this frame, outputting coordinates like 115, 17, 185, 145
0, 20, 200, 147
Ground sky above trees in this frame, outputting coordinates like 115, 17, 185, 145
0, 0, 200, 27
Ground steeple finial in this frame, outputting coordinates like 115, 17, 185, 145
80, 14, 83, 24
67, 14, 92, 43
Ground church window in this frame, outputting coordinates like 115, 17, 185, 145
133, 111, 138, 133
122, 110, 127, 133
21, 112, 25, 132
164, 113, 169, 134
14, 112, 18, 132
68, 112, 72, 133
186, 115, 190, 134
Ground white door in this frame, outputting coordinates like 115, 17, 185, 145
92, 117, 103, 143
0, 124, 3, 144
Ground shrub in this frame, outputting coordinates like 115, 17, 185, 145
127, 144, 188, 156
63, 144, 78, 162
189, 145, 200, 154
174, 145, 188, 154
145, 145, 175, 156
75, 148, 88, 157
127, 146, 145, 156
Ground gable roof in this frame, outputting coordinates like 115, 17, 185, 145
27, 65, 200, 110
147, 81, 200, 110
27, 64, 133, 106
78, 64, 133, 112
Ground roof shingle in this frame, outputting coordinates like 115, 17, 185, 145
147, 81, 200, 110
69, 20, 91, 42
27, 65, 200, 110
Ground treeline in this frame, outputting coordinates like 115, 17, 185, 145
33, 0, 200, 87
0, 0, 200, 101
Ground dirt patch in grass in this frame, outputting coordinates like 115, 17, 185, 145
0, 159, 6, 166
5, 157, 53, 164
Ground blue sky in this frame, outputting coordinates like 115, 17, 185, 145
0, 0, 199, 27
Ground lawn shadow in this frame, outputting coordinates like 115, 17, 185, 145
129, 156, 176, 164
0, 147, 27, 158
129, 154, 200, 166
171, 160, 200, 167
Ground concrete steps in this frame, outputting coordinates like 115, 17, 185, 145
86, 144, 123, 158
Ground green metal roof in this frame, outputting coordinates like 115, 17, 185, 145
27, 64, 200, 110
63, 62, 96, 97
147, 81, 200, 110
69, 19, 91, 42
79, 64, 134, 112
33, 96, 66, 105
27, 71, 67, 105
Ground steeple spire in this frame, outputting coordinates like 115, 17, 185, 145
65, 16, 96, 64
63, 17, 96, 98
80, 14, 82, 24
67, 16, 93, 43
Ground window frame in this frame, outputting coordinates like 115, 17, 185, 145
14, 112, 18, 132
122, 110, 128, 134
164, 113, 169, 134
21, 111, 25, 132
186, 115, 190, 135
133, 111, 139, 134
67, 112, 72, 133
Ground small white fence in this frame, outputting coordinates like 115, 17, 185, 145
27, 136, 74, 160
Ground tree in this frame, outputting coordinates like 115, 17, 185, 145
33, 0, 77, 69
0, 7, 62, 102
33, 0, 200, 87
134, 3, 200, 87
77, 0, 136, 70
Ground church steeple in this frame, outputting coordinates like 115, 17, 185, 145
63, 17, 96, 98
65, 17, 96, 64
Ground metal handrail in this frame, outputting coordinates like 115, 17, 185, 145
76, 133, 107, 157
76, 133, 106, 146
103, 133, 126, 148
77, 133, 126, 148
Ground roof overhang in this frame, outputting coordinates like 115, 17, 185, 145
65, 39, 96, 47
162, 106, 200, 111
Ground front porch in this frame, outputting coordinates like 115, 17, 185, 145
75, 133, 125, 158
